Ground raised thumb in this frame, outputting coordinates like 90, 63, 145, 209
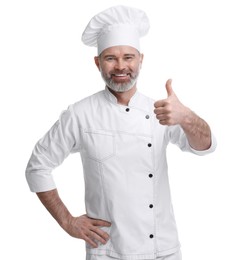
165, 79, 173, 97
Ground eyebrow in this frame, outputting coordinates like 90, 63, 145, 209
103, 54, 136, 59
124, 54, 136, 57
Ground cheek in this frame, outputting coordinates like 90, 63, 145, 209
131, 60, 141, 69
131, 64, 141, 73
100, 67, 111, 79
100, 63, 113, 74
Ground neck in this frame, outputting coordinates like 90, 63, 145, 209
108, 86, 137, 106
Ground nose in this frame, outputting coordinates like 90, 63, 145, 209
114, 59, 126, 71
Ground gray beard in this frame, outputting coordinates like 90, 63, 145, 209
100, 71, 139, 93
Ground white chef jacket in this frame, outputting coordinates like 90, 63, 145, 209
26, 87, 217, 260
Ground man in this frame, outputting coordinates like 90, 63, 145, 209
26, 5, 216, 260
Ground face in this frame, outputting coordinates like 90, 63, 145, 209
95, 46, 144, 93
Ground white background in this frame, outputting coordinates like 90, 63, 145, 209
1, 0, 243, 259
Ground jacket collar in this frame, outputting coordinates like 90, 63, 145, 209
104, 86, 140, 107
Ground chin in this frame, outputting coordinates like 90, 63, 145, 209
108, 84, 135, 93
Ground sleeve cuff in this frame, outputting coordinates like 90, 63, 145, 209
26, 170, 56, 192
189, 133, 217, 156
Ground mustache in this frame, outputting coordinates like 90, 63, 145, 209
108, 71, 135, 79
109, 70, 131, 75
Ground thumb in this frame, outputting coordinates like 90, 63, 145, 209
165, 79, 174, 97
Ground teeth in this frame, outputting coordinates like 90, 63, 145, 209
114, 74, 127, 77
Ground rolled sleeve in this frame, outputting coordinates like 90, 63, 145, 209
25, 106, 79, 192
167, 125, 217, 156
188, 132, 217, 156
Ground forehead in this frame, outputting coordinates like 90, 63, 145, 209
100, 45, 140, 57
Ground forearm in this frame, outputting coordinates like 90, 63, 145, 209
36, 189, 111, 247
181, 109, 212, 151
36, 189, 72, 230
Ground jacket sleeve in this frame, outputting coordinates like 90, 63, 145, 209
166, 125, 217, 156
25, 105, 80, 192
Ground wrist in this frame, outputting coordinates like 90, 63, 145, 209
180, 106, 193, 127
60, 213, 73, 230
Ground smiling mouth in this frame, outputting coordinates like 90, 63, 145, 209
111, 73, 131, 81
112, 73, 130, 77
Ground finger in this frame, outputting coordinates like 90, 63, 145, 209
165, 79, 173, 97
84, 235, 98, 248
156, 113, 164, 120
154, 99, 167, 108
154, 105, 171, 116
90, 229, 109, 245
159, 119, 168, 125
156, 114, 169, 121
154, 107, 166, 115
90, 226, 110, 241
91, 219, 112, 227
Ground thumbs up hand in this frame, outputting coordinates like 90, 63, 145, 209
154, 79, 190, 126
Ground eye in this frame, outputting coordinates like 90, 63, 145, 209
125, 56, 134, 60
105, 56, 115, 61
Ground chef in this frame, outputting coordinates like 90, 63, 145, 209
26, 5, 217, 260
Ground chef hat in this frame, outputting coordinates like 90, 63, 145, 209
82, 5, 150, 55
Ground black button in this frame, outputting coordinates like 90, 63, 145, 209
149, 234, 154, 239
149, 174, 153, 178
145, 115, 150, 119
148, 143, 152, 147
126, 108, 130, 112
149, 204, 153, 208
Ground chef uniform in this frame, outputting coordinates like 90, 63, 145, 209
26, 5, 217, 260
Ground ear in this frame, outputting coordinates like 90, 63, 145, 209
140, 53, 144, 68
94, 56, 100, 71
